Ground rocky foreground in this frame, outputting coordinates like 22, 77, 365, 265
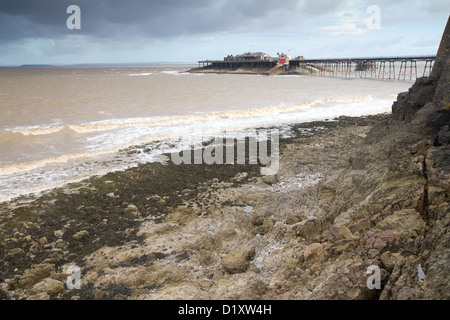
1, 21, 449, 301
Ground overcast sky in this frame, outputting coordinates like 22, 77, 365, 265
0, 0, 448, 65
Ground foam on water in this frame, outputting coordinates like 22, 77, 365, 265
0, 95, 389, 202
128, 73, 153, 76
2, 95, 373, 137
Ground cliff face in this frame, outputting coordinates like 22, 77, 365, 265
366, 16, 450, 299
392, 16, 450, 132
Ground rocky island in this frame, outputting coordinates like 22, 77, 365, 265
0, 19, 448, 300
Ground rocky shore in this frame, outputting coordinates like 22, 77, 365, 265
0, 115, 390, 300
1, 19, 449, 301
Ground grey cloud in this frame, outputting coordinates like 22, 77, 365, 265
300, 0, 341, 15
0, 0, 337, 43
1, 0, 445, 45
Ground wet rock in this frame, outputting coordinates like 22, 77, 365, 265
222, 247, 256, 274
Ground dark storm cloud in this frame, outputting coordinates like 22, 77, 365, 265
0, 0, 332, 42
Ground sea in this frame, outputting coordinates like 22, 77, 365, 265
0, 65, 414, 202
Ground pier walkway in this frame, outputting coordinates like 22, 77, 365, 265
198, 55, 436, 80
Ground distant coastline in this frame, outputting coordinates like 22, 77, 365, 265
0, 62, 197, 68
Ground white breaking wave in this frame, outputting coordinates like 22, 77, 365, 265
128, 73, 153, 76
2, 95, 373, 136
0, 65, 413, 204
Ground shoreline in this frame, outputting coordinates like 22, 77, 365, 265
0, 100, 448, 300
0, 106, 391, 206
0, 113, 391, 299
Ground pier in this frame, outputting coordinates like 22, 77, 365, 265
197, 55, 436, 80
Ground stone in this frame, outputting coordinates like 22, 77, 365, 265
293, 218, 322, 241
250, 214, 265, 226
222, 247, 256, 274
73, 230, 90, 241
29, 278, 64, 297
124, 204, 139, 214
262, 175, 278, 185
254, 218, 274, 235
376, 209, 425, 239
53, 230, 64, 238
303, 243, 327, 263
26, 292, 50, 300
4, 248, 26, 262
350, 216, 372, 233
39, 237, 48, 246
283, 257, 300, 268
329, 226, 354, 241
18, 264, 56, 289
285, 214, 304, 225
